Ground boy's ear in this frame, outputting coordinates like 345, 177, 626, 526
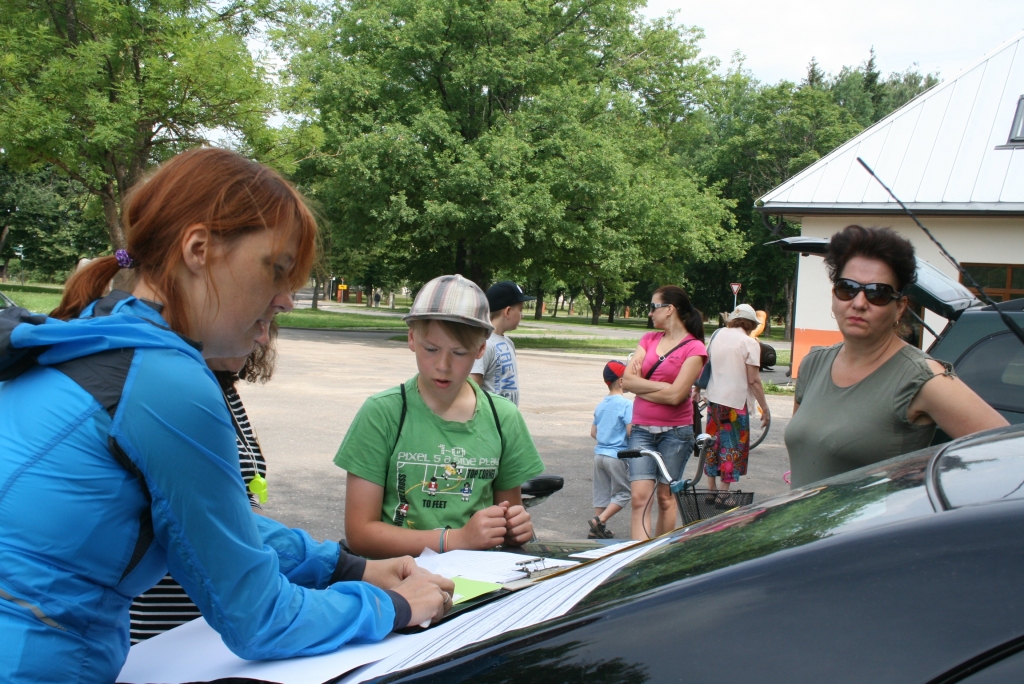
475, 342, 487, 360
407, 327, 416, 351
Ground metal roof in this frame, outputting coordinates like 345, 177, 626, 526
759, 30, 1024, 216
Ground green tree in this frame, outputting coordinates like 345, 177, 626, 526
0, 0, 279, 248
0, 163, 108, 280
285, 0, 739, 309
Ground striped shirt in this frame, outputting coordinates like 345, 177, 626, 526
128, 379, 267, 644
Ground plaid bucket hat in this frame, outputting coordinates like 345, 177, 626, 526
403, 275, 495, 332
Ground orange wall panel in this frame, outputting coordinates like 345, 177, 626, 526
791, 328, 844, 378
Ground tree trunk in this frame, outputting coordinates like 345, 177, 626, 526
0, 226, 8, 280
366, 280, 374, 307
534, 284, 544, 320
607, 300, 615, 324
311, 274, 319, 310
100, 186, 126, 249
568, 295, 574, 316
590, 282, 604, 325
551, 289, 563, 318
784, 277, 796, 342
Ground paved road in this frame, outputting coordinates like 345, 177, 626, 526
242, 328, 795, 545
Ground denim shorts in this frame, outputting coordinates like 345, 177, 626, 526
627, 425, 695, 484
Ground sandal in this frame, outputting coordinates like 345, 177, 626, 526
588, 516, 614, 538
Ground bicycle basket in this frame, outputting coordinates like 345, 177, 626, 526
677, 489, 754, 525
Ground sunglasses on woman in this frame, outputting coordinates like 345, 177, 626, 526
832, 278, 904, 306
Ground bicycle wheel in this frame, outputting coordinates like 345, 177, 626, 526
749, 404, 771, 449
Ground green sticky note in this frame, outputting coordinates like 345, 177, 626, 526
451, 577, 502, 605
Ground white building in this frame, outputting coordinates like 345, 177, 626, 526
759, 30, 1024, 376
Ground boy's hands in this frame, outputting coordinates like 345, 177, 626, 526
502, 502, 533, 546
451, 505, 509, 549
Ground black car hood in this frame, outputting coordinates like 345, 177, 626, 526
767, 236, 981, 320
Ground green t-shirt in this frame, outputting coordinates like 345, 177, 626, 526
334, 376, 545, 531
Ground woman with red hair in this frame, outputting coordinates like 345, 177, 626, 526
0, 148, 451, 682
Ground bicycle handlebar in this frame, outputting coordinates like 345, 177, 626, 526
617, 433, 715, 491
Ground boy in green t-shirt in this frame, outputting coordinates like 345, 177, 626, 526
335, 275, 546, 559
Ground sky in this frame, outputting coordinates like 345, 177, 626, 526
639, 0, 1024, 84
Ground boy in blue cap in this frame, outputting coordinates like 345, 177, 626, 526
589, 360, 633, 538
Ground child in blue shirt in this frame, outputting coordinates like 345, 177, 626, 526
589, 361, 633, 538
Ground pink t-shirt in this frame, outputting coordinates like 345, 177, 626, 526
633, 332, 707, 427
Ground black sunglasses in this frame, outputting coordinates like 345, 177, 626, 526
833, 278, 903, 306
650, 302, 672, 310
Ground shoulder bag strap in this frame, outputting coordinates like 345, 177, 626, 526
644, 338, 698, 380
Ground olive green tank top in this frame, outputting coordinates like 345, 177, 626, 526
785, 343, 954, 488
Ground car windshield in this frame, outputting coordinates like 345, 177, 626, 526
574, 451, 936, 612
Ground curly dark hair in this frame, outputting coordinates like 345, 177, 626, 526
824, 225, 917, 292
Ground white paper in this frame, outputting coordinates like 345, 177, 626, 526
415, 549, 577, 584
117, 617, 416, 684
568, 541, 641, 559
348, 537, 670, 682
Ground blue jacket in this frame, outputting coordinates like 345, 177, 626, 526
0, 293, 398, 683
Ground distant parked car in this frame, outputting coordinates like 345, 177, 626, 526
770, 237, 1024, 426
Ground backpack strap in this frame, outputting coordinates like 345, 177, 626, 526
483, 390, 505, 456
392, 382, 503, 456
394, 383, 409, 454
644, 337, 699, 380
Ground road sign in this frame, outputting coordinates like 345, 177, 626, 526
730, 282, 742, 295
338, 284, 348, 290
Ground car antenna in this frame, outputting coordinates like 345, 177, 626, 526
856, 157, 1024, 347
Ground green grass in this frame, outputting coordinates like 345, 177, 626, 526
277, 308, 409, 330
386, 334, 635, 354
1, 289, 64, 314
763, 380, 795, 395
774, 349, 791, 366
0, 282, 65, 294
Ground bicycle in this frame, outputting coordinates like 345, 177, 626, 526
618, 433, 753, 535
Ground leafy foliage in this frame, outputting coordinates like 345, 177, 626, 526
0, 0, 279, 246
0, 164, 108, 281
284, 0, 740, 305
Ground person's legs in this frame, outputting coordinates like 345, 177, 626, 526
599, 503, 622, 523
591, 456, 613, 537
603, 456, 630, 524
630, 479, 656, 539
626, 428, 659, 540
651, 426, 693, 532
654, 482, 677, 536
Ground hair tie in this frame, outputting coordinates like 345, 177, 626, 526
114, 249, 135, 269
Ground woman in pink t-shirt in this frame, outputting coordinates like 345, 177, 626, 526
622, 285, 707, 539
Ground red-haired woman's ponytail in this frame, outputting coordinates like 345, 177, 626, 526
51, 257, 123, 321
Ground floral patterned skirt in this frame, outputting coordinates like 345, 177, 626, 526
704, 402, 750, 483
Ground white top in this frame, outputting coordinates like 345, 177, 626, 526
471, 333, 520, 405
705, 327, 760, 411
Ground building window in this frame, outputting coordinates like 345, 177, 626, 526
1011, 95, 1024, 143
961, 263, 1024, 302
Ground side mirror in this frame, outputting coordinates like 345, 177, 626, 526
617, 449, 643, 459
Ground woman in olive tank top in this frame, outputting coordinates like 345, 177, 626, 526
785, 226, 1006, 488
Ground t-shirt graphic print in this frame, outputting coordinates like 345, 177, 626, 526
334, 376, 545, 532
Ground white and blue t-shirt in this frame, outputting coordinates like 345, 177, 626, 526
472, 333, 521, 405
593, 394, 633, 457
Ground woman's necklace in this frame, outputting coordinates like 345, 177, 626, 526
228, 396, 268, 505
